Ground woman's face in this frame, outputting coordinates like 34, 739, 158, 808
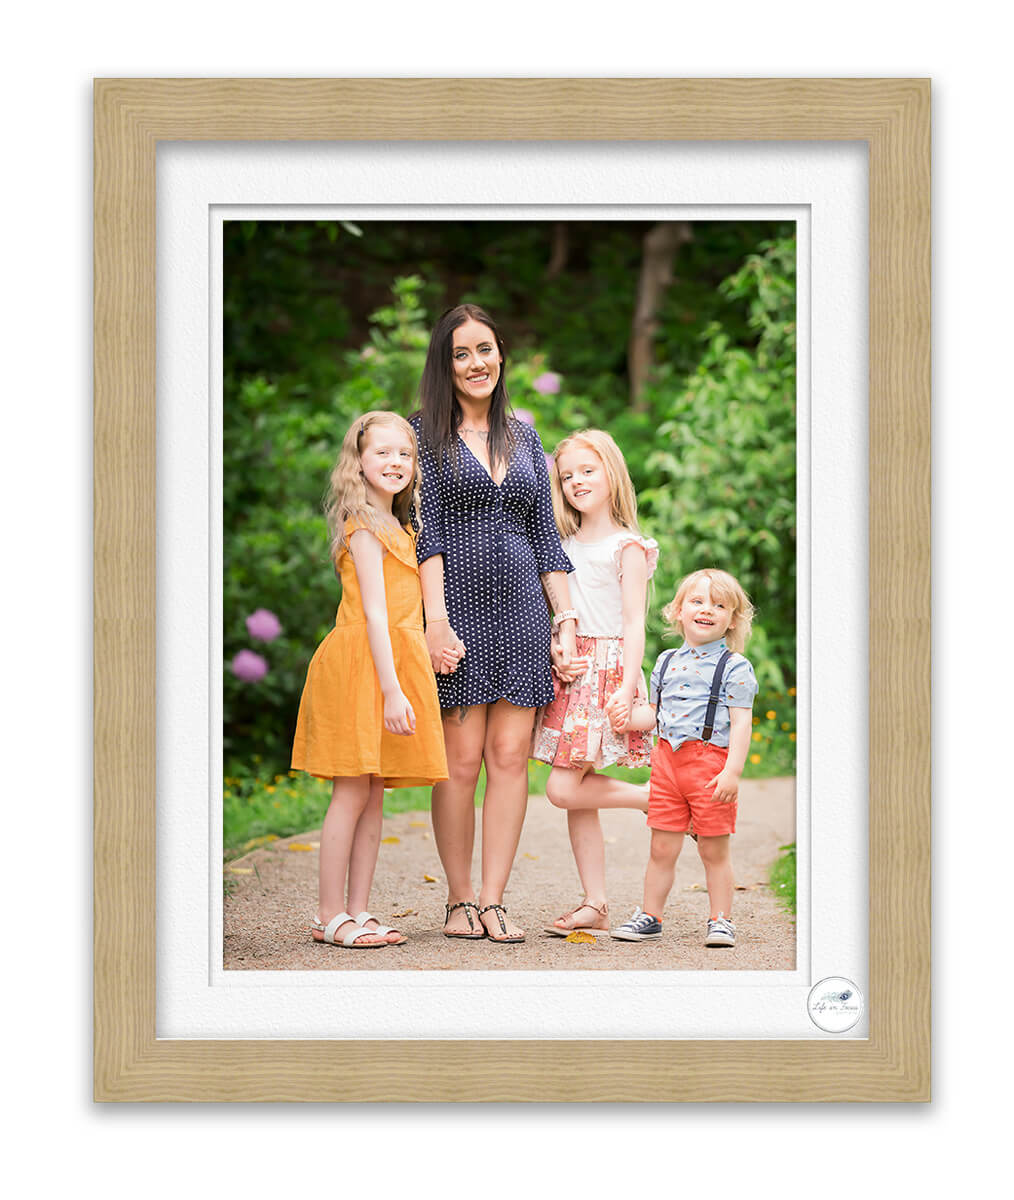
449, 318, 502, 407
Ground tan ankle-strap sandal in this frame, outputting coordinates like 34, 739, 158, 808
544, 899, 609, 937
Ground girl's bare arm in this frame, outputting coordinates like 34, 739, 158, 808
351, 529, 414, 735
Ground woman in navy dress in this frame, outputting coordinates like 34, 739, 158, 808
411, 304, 577, 943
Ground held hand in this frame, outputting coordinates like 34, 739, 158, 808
551, 640, 589, 684
426, 619, 461, 675
706, 768, 740, 804
604, 691, 631, 733
441, 642, 466, 672
384, 689, 416, 736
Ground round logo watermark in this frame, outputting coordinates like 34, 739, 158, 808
807, 977, 864, 1033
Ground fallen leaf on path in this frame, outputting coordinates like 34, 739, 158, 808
523, 853, 538, 860
409, 821, 428, 828
287, 843, 314, 852
381, 836, 400, 844
228, 867, 253, 874
243, 834, 278, 850
564, 931, 598, 945
423, 874, 439, 883
392, 909, 417, 918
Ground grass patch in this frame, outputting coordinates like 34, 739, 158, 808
224, 689, 795, 859
768, 842, 796, 915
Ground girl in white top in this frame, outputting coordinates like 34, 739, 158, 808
532, 430, 658, 936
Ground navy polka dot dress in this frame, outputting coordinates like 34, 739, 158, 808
411, 416, 573, 710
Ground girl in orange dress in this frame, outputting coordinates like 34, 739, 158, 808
291, 412, 455, 949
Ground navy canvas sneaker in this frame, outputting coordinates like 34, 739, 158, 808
610, 908, 663, 941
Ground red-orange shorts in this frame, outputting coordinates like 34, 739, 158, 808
647, 738, 737, 837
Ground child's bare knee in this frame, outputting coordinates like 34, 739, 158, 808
545, 771, 576, 809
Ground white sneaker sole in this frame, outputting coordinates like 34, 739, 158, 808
610, 928, 662, 941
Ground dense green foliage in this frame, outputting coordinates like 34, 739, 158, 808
223, 221, 796, 781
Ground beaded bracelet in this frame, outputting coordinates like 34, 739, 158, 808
552, 609, 578, 629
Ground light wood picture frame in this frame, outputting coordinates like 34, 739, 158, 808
94, 77, 930, 1102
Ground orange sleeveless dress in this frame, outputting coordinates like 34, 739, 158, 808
291, 519, 448, 787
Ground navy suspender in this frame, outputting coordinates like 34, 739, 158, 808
655, 648, 733, 742
701, 649, 733, 742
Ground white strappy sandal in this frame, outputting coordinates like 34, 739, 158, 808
354, 910, 407, 945
311, 912, 388, 948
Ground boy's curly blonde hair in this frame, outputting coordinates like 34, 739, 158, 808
662, 568, 755, 654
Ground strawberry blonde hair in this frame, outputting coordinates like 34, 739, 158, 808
550, 429, 640, 539
323, 411, 422, 560
662, 568, 755, 654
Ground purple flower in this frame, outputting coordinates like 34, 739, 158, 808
513, 407, 535, 426
545, 452, 556, 474
231, 649, 268, 683
532, 372, 561, 395
246, 608, 282, 642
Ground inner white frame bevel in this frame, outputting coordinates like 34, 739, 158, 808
156, 142, 867, 1040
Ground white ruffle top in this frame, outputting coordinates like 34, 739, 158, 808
562, 530, 659, 637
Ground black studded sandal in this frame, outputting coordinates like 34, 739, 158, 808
478, 902, 525, 944
443, 900, 485, 940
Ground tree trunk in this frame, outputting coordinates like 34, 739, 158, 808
628, 221, 693, 410
546, 222, 569, 278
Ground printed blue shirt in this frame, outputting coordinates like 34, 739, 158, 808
649, 637, 758, 750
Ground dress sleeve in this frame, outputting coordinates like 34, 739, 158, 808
412, 425, 446, 564
613, 533, 659, 580
525, 423, 573, 574
722, 655, 759, 709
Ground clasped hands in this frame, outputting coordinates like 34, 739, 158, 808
425, 619, 467, 675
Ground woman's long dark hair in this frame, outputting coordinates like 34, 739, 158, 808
415, 303, 516, 474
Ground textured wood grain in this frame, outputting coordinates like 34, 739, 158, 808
93, 77, 930, 1102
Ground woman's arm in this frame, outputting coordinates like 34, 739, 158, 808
541, 569, 577, 670
350, 529, 415, 735
420, 554, 465, 674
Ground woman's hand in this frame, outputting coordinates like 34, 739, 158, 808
551, 637, 588, 684
426, 619, 465, 675
554, 620, 578, 679
383, 688, 416, 736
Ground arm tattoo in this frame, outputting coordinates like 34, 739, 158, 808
543, 576, 562, 613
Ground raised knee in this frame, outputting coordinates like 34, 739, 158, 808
545, 773, 573, 809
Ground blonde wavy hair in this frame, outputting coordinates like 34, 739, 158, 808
550, 429, 641, 539
662, 568, 755, 654
323, 411, 422, 560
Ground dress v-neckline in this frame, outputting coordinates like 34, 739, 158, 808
457, 432, 509, 488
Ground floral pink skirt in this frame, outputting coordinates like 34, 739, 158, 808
531, 634, 652, 770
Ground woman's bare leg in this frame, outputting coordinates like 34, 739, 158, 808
431, 706, 487, 934
477, 700, 536, 939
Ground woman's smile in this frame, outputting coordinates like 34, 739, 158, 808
451, 318, 502, 403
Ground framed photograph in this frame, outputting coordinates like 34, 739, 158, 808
94, 78, 929, 1100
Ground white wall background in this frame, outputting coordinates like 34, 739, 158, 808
2, 2, 1003, 1193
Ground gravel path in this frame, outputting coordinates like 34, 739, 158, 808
224, 777, 795, 971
